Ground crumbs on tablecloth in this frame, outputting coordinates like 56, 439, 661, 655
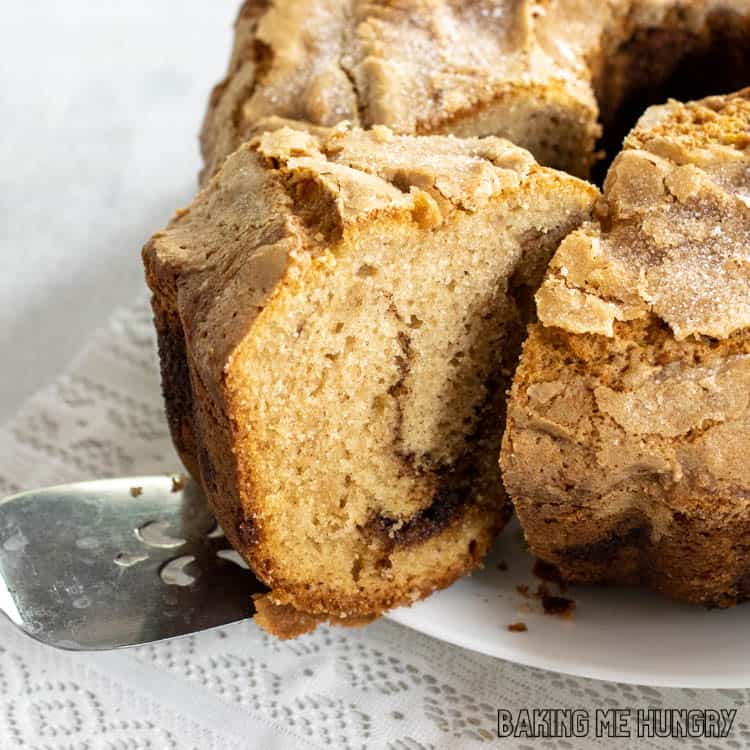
507, 622, 527, 632
129, 486, 143, 497
171, 475, 186, 493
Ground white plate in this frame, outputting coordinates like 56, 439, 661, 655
388, 518, 750, 688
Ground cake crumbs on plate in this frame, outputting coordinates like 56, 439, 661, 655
515, 576, 577, 619
541, 594, 576, 618
129, 486, 143, 497
533, 558, 568, 591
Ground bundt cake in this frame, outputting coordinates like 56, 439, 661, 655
200, 0, 750, 182
143, 123, 596, 636
146, 1, 750, 632
501, 89, 750, 606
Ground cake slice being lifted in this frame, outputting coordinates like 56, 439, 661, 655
144, 123, 596, 637
501, 89, 750, 606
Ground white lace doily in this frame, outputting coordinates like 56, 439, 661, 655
1, 295, 749, 749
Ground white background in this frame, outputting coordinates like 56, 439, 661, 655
0, 1, 238, 420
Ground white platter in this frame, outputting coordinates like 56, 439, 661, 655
388, 518, 750, 688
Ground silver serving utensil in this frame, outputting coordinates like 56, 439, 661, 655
0, 476, 265, 650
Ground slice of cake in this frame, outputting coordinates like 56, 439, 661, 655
501, 89, 750, 606
200, 0, 750, 182
144, 123, 596, 636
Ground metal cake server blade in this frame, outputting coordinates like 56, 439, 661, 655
0, 476, 265, 650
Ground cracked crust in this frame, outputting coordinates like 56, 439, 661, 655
501, 90, 750, 606
144, 124, 596, 635
200, 0, 750, 182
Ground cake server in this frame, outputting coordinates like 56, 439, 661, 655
0, 476, 265, 650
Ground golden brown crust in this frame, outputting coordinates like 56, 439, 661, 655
200, 0, 605, 179
501, 90, 750, 606
538, 89, 750, 340
505, 320, 750, 606
147, 286, 200, 479
252, 594, 376, 639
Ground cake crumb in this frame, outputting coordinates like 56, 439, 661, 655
541, 594, 576, 618
507, 622, 527, 632
533, 558, 563, 584
533, 559, 571, 594
171, 475, 186, 493
515, 574, 577, 619
129, 486, 143, 498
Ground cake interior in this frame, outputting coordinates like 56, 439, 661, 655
227, 176, 592, 613
437, 84, 599, 181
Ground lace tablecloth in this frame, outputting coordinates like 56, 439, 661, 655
0, 296, 748, 749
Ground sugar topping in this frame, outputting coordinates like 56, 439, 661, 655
537, 90, 750, 341
218, 0, 617, 144
254, 123, 542, 224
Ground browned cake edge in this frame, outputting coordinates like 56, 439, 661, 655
502, 320, 750, 608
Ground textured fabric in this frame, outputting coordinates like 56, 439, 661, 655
1, 295, 749, 749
